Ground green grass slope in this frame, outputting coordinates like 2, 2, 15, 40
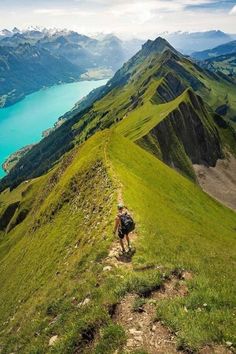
115, 87, 235, 180
109, 132, 236, 349
0, 130, 235, 353
0, 132, 118, 353
1, 37, 236, 192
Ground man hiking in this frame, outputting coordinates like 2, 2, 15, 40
113, 203, 135, 253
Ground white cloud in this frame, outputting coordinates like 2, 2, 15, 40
103, 0, 217, 25
34, 9, 66, 16
229, 5, 236, 14
34, 8, 91, 17
0, 0, 235, 38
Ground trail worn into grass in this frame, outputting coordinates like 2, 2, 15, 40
103, 135, 137, 269
103, 232, 137, 270
113, 272, 191, 354
113, 270, 234, 354
103, 140, 188, 353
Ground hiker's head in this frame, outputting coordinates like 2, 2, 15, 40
117, 203, 124, 211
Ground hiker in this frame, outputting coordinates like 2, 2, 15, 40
113, 203, 135, 253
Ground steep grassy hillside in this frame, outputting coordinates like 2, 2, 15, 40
0, 132, 118, 353
115, 88, 228, 180
110, 132, 236, 350
0, 130, 235, 353
1, 37, 236, 192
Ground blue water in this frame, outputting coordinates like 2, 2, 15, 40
0, 80, 107, 177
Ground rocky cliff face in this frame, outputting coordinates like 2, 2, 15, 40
138, 90, 224, 179
152, 72, 186, 104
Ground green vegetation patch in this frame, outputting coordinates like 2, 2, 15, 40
109, 132, 236, 350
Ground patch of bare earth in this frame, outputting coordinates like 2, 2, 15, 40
151, 271, 192, 300
103, 231, 137, 269
113, 272, 192, 353
193, 154, 236, 211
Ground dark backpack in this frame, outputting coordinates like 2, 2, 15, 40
120, 212, 135, 233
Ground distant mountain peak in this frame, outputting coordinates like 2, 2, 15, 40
12, 27, 20, 33
141, 36, 177, 56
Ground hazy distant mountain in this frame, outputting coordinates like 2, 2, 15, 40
192, 40, 236, 60
161, 30, 233, 54
1, 27, 234, 108
0, 28, 142, 107
0, 29, 12, 37
0, 28, 142, 71
0, 43, 83, 107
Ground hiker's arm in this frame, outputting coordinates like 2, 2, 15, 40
113, 216, 119, 235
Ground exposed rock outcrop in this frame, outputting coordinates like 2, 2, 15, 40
152, 72, 186, 104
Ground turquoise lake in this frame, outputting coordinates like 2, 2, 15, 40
0, 79, 107, 177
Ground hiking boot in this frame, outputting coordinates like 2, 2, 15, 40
119, 249, 126, 256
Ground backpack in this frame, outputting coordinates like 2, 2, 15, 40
120, 212, 135, 233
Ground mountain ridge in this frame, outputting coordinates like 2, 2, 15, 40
0, 129, 235, 352
0, 36, 236, 353
1, 37, 236, 192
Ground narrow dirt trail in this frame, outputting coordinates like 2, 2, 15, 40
113, 272, 192, 354
103, 135, 137, 269
115, 293, 182, 354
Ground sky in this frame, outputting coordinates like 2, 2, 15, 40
0, 0, 236, 38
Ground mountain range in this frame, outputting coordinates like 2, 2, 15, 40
0, 35, 235, 353
201, 53, 236, 77
161, 30, 234, 54
1, 28, 236, 108
190, 40, 236, 82
0, 43, 84, 107
0, 28, 143, 107
2, 36, 236, 190
192, 40, 236, 60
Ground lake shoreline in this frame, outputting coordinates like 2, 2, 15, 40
0, 71, 111, 109
0, 79, 108, 178
2, 144, 35, 174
